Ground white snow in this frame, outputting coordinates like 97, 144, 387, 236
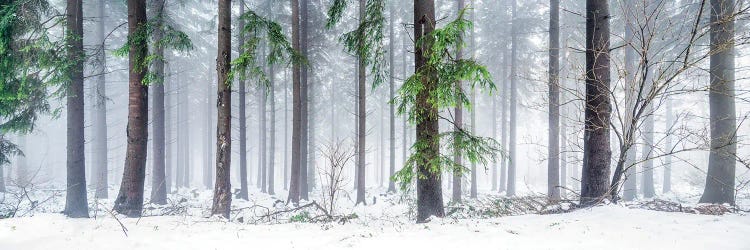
0, 188, 748, 250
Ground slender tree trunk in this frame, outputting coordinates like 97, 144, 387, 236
288, 0, 302, 205
150, 0, 167, 205
451, 0, 465, 204
308, 69, 316, 191
211, 0, 232, 218
388, 0, 397, 193
176, 83, 184, 189
94, 0, 109, 199
663, 97, 672, 193
165, 63, 172, 194
355, 0, 367, 206
414, 0, 444, 223
507, 0, 518, 196
16, 136, 27, 187
701, 0, 736, 204
259, 76, 267, 193
622, 11, 637, 201
299, 0, 310, 200
641, 107, 655, 198
547, 0, 561, 201
114, 0, 148, 217
284, 69, 289, 190
499, 36, 508, 193
205, 68, 213, 190
580, 0, 612, 205
468, 0, 477, 199
269, 64, 276, 195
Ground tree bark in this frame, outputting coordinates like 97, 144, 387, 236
150, 0, 167, 205
300, 0, 310, 200
113, 0, 148, 217
269, 64, 276, 195
452, 0, 465, 204
94, 0, 109, 199
288, 0, 302, 205
700, 0, 736, 204
547, 0, 561, 202
355, 0, 367, 206
507, 0, 518, 196
387, 0, 397, 193
622, 10, 637, 201
414, 0, 444, 222
580, 0, 612, 205
211, 0, 232, 218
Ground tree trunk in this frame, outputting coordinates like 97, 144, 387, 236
700, 0, 736, 205
259, 74, 267, 193
165, 63, 172, 194
452, 0, 465, 204
468, 0, 477, 200
387, 0, 397, 193
94, 0, 109, 199
641, 107, 655, 198
499, 34, 508, 193
580, 0, 612, 205
355, 0, 367, 206
284, 69, 289, 190
507, 0, 517, 196
414, 0, 444, 222
204, 68, 213, 190
150, 0, 168, 205
299, 0, 310, 200
269, 64, 276, 195
622, 11, 637, 201
64, 0, 88, 218
211, 0, 232, 218
547, 0, 561, 202
663, 97, 672, 193
113, 0, 148, 218
288, 0, 302, 205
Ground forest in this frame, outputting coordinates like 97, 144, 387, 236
0, 0, 749, 249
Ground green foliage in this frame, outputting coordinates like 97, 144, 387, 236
326, 0, 387, 88
289, 211, 311, 223
392, 8, 501, 191
113, 17, 194, 85
229, 10, 304, 90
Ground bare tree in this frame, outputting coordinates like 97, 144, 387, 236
318, 140, 355, 215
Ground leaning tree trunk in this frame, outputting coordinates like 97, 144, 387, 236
355, 0, 367, 206
288, 0, 302, 205
700, 0, 736, 205
547, 0, 561, 201
113, 0, 148, 218
414, 0, 444, 223
211, 0, 232, 218
93, 0, 109, 199
150, 0, 168, 205
507, 0, 518, 196
580, 0, 612, 206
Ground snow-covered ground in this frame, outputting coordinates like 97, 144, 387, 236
0, 187, 748, 250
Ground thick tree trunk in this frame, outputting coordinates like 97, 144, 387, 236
414, 0, 444, 222
701, 0, 736, 204
211, 0, 232, 218
580, 0, 612, 205
150, 0, 167, 205
507, 0, 518, 196
355, 0, 367, 206
288, 0, 302, 205
387, 0, 397, 193
113, 0, 148, 218
547, 0, 561, 201
94, 0, 109, 199
64, 0, 88, 218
